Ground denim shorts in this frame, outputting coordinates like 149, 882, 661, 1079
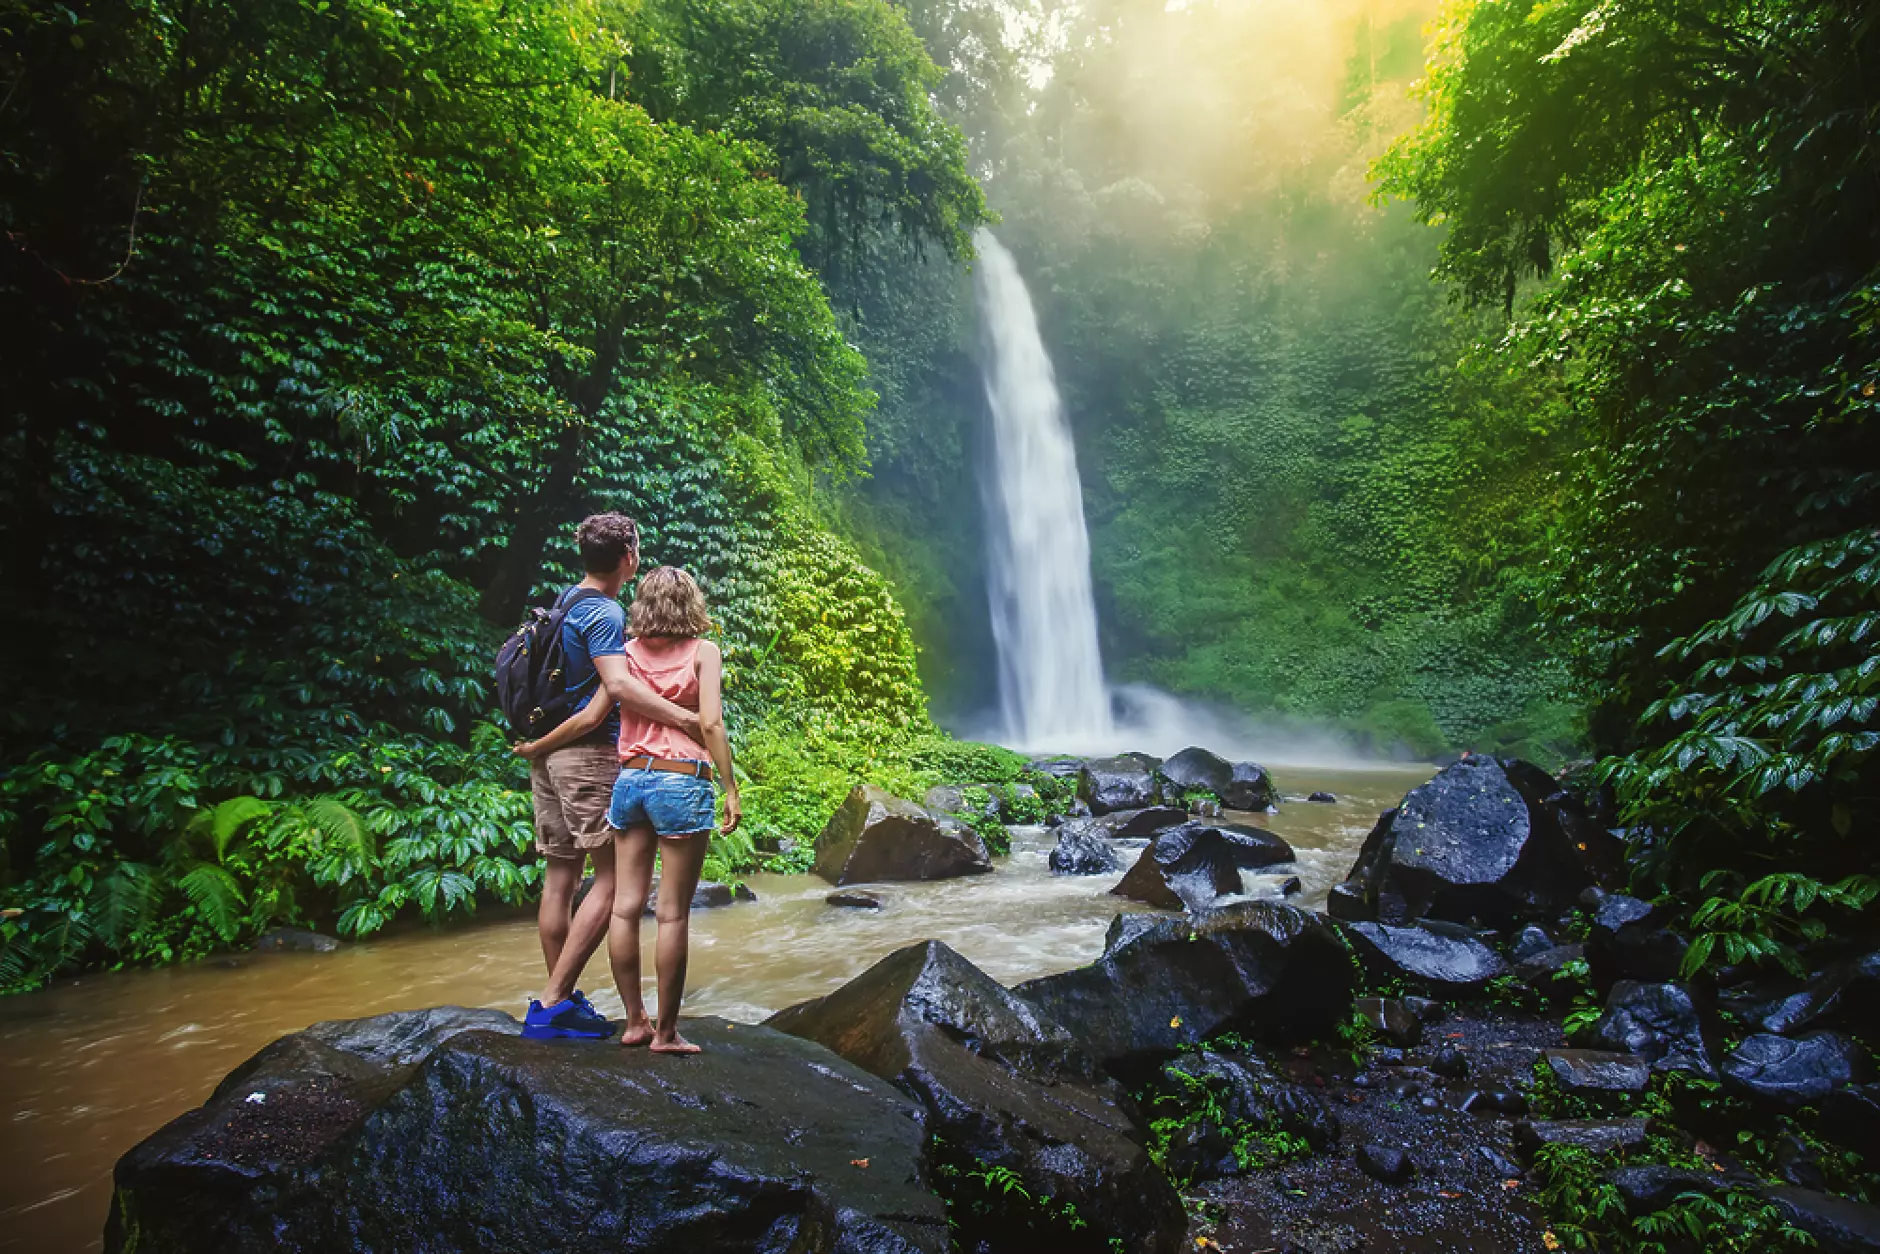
608, 766, 717, 837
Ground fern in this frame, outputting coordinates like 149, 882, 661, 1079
90, 862, 168, 948
306, 795, 375, 868
177, 864, 247, 941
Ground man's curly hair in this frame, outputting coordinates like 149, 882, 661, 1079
575, 512, 640, 574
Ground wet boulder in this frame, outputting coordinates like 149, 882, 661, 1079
1110, 822, 1296, 912
1153, 747, 1234, 802
924, 784, 1000, 823
1585, 892, 1689, 994
1722, 1031, 1871, 1111
1341, 921, 1508, 995
1223, 762, 1278, 811
1106, 806, 1190, 837
106, 1008, 947, 1254
1510, 926, 1556, 962
1764, 1187, 1880, 1254
1513, 1118, 1650, 1163
1078, 755, 1163, 815
1543, 1049, 1651, 1095
1591, 982, 1718, 1078
1761, 952, 1880, 1038
1149, 1049, 1340, 1178
827, 890, 883, 910
1607, 1165, 1733, 1217
1353, 996, 1422, 1048
644, 878, 756, 914
253, 928, 340, 953
1514, 943, 1587, 1002
1329, 757, 1604, 927
815, 785, 993, 886
767, 941, 1185, 1254
1051, 827, 1122, 876
1014, 902, 1354, 1078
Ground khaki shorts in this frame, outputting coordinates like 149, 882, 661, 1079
530, 742, 619, 860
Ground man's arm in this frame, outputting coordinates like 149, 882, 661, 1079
593, 654, 702, 741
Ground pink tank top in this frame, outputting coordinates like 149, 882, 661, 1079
617, 637, 711, 763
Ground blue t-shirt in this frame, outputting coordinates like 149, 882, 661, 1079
559, 586, 626, 743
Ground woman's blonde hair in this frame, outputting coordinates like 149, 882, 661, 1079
629, 565, 713, 638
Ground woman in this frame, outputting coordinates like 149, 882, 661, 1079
517, 565, 740, 1053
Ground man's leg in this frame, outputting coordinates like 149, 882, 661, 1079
609, 825, 659, 1045
539, 839, 615, 1007
530, 757, 581, 974
538, 854, 584, 975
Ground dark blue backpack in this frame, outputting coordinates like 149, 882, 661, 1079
495, 587, 607, 740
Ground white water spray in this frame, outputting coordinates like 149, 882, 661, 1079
975, 229, 1113, 749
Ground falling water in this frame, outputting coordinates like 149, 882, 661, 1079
974, 229, 1112, 749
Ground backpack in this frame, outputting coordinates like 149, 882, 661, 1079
495, 586, 609, 740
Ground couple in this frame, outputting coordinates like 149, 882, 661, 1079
512, 512, 740, 1054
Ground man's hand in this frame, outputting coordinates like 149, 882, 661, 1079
719, 787, 742, 835
512, 740, 545, 761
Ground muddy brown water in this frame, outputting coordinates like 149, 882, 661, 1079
0, 765, 1431, 1252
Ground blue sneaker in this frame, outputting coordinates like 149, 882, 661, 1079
569, 988, 600, 1018
522, 997, 611, 1039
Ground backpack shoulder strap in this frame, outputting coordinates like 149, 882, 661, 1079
555, 585, 609, 611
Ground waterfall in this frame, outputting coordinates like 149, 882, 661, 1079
974, 229, 1113, 749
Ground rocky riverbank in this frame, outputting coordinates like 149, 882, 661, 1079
108, 752, 1880, 1253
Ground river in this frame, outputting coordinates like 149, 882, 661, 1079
0, 764, 1429, 1252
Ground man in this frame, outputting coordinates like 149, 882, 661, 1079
515, 512, 699, 1039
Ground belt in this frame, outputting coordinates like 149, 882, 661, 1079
622, 755, 715, 783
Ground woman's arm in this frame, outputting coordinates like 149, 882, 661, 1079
512, 689, 613, 760
694, 640, 740, 833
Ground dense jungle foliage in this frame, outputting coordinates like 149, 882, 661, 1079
0, 0, 995, 987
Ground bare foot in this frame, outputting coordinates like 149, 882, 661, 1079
619, 1016, 654, 1047
649, 1029, 701, 1055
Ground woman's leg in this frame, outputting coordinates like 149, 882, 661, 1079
609, 824, 658, 1045
648, 829, 711, 1054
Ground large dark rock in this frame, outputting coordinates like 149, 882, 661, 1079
1356, 1144, 1413, 1185
1155, 747, 1234, 799
1078, 756, 1164, 814
1053, 807, 1187, 846
815, 785, 992, 886
1722, 1031, 1871, 1111
253, 928, 340, 953
1544, 1049, 1651, 1094
1341, 921, 1508, 994
767, 942, 1184, 1254
1329, 757, 1605, 927
1765, 1186, 1880, 1254
1147, 1050, 1339, 1183
1761, 952, 1880, 1038
1014, 902, 1354, 1078
1105, 806, 1191, 837
644, 878, 756, 915
1514, 943, 1586, 1004
1110, 822, 1296, 912
1213, 822, 1296, 868
1591, 982, 1718, 1078
1353, 996, 1422, 1047
1607, 1165, 1732, 1216
1050, 827, 1122, 876
107, 1008, 946, 1254
1223, 762, 1278, 811
1585, 892, 1690, 994
1512, 1118, 1650, 1162
1510, 925, 1555, 962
